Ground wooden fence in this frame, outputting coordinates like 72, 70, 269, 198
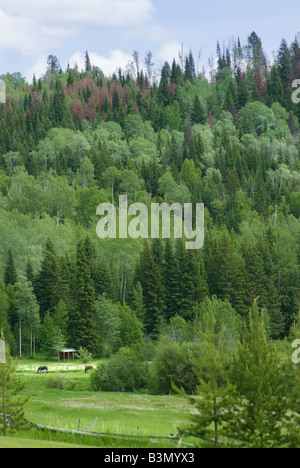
16, 365, 85, 374
32, 422, 192, 447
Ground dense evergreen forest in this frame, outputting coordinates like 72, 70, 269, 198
0, 31, 300, 361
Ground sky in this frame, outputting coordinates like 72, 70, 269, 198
0, 0, 299, 81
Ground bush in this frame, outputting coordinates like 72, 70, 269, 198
45, 374, 68, 390
90, 348, 148, 392
148, 338, 200, 395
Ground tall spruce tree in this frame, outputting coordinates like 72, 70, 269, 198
173, 239, 196, 321
163, 239, 179, 320
228, 300, 289, 448
36, 238, 65, 320
139, 242, 165, 334
179, 298, 238, 447
68, 241, 99, 355
0, 335, 30, 436
191, 95, 206, 124
4, 248, 17, 287
210, 228, 247, 316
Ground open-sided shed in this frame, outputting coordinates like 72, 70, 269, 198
53, 348, 77, 362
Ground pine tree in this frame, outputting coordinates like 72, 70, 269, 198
40, 311, 60, 355
139, 242, 165, 334
184, 57, 191, 82
173, 239, 196, 321
189, 251, 209, 304
25, 257, 35, 286
0, 335, 30, 436
69, 242, 99, 355
53, 300, 69, 340
179, 299, 238, 447
277, 39, 291, 103
191, 95, 206, 124
83, 235, 96, 286
131, 282, 146, 326
210, 228, 247, 316
4, 247, 17, 287
112, 89, 120, 111
229, 300, 289, 448
158, 64, 170, 106
85, 51, 92, 73
223, 81, 237, 119
267, 65, 284, 106
257, 237, 284, 338
235, 67, 248, 109
36, 238, 65, 319
163, 239, 179, 320
94, 259, 115, 301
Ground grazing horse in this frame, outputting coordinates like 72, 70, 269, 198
37, 366, 48, 374
85, 366, 93, 374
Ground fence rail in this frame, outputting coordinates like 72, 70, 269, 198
16, 365, 85, 374
33, 422, 185, 446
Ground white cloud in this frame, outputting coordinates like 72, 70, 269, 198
68, 50, 133, 77
29, 56, 48, 80
0, 8, 68, 57
146, 23, 172, 43
1, 0, 155, 27
0, 0, 155, 64
158, 41, 189, 66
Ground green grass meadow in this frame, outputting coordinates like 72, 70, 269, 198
1, 357, 195, 448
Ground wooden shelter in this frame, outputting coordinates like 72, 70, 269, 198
53, 348, 77, 362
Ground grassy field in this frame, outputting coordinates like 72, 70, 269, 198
1, 357, 196, 448
0, 436, 98, 449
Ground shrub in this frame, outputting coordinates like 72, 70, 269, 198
148, 338, 200, 394
90, 348, 148, 392
45, 374, 68, 390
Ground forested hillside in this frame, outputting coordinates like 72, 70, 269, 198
0, 31, 300, 358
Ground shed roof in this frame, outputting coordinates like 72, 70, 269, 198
52, 348, 77, 353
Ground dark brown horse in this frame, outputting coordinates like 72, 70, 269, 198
38, 366, 48, 374
85, 366, 93, 374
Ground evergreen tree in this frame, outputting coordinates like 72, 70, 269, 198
0, 335, 30, 436
4, 248, 17, 287
158, 64, 171, 106
277, 39, 291, 102
173, 239, 196, 321
94, 259, 115, 301
40, 311, 61, 355
235, 67, 248, 109
163, 239, 179, 320
139, 242, 165, 334
223, 81, 237, 118
229, 300, 289, 448
85, 51, 92, 73
191, 95, 206, 124
179, 299, 238, 447
25, 257, 35, 286
267, 65, 284, 106
210, 228, 247, 316
36, 238, 65, 319
131, 281, 146, 325
69, 241, 99, 355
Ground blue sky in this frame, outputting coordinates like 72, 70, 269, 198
0, 0, 299, 81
